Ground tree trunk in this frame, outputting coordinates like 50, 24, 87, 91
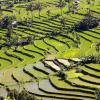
39, 11, 41, 19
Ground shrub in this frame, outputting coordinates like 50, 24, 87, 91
75, 16, 99, 31
7, 89, 37, 100
0, 16, 15, 28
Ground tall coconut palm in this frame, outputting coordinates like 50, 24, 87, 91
26, 3, 34, 21
12, 32, 19, 51
76, 34, 80, 48
0, 4, 2, 15
64, 0, 72, 12
60, 17, 66, 30
6, 25, 13, 41
95, 43, 100, 53
57, 0, 66, 15
37, 2, 42, 19
46, 10, 51, 18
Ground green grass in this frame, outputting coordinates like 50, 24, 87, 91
24, 64, 47, 79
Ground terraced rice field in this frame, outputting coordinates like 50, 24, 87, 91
0, 0, 100, 99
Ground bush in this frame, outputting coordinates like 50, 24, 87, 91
80, 56, 98, 64
0, 16, 15, 28
75, 16, 99, 31
7, 89, 37, 100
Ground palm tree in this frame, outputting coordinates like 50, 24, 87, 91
0, 4, 2, 15
13, 34, 19, 51
46, 10, 51, 18
76, 34, 80, 44
30, 5, 34, 21
6, 25, 13, 41
26, 3, 34, 21
64, 0, 72, 13
58, 0, 66, 15
60, 17, 66, 30
95, 43, 100, 53
37, 2, 42, 19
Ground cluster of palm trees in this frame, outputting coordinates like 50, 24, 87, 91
56, 0, 66, 15
0, 0, 97, 21
0, 15, 34, 51
26, 1, 42, 19
16, 0, 81, 20
64, 0, 81, 13
0, 0, 99, 51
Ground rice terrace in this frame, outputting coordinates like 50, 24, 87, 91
0, 0, 100, 99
